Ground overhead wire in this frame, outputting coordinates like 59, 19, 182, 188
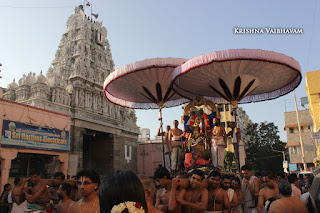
0, 5, 74, 8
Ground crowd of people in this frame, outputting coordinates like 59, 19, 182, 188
151, 165, 317, 213
0, 164, 317, 213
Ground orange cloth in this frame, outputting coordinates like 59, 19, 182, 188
184, 153, 210, 168
203, 113, 212, 137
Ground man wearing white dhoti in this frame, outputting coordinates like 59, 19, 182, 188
11, 177, 28, 213
228, 122, 246, 169
211, 118, 227, 170
169, 120, 184, 171
158, 123, 172, 172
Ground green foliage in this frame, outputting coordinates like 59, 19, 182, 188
245, 121, 286, 174
224, 151, 235, 171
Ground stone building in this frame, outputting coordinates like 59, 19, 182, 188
236, 107, 252, 146
2, 6, 139, 175
284, 110, 317, 170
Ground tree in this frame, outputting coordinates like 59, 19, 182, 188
224, 151, 235, 172
245, 121, 286, 174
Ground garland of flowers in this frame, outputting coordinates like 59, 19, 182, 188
111, 201, 144, 213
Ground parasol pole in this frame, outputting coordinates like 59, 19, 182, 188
158, 106, 166, 169
231, 102, 241, 172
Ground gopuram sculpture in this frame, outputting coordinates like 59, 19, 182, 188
3, 5, 139, 173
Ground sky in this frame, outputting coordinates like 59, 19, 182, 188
0, 0, 319, 142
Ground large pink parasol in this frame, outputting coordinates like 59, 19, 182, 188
171, 49, 301, 171
172, 49, 301, 106
104, 57, 188, 169
104, 58, 188, 109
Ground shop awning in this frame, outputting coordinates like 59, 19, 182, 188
286, 141, 300, 148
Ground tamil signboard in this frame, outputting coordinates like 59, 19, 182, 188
1, 120, 69, 151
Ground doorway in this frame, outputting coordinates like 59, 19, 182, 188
9, 153, 58, 178
83, 129, 113, 175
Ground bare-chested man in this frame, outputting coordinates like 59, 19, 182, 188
227, 122, 245, 168
25, 169, 50, 212
168, 176, 182, 213
241, 165, 260, 213
158, 123, 172, 172
268, 180, 306, 213
221, 175, 238, 211
154, 166, 172, 212
48, 172, 65, 209
176, 169, 208, 213
211, 118, 227, 170
231, 176, 243, 213
257, 173, 279, 213
68, 169, 100, 213
276, 172, 287, 183
11, 177, 29, 213
287, 173, 301, 199
206, 171, 230, 213
169, 120, 184, 171
139, 175, 163, 213
56, 183, 74, 213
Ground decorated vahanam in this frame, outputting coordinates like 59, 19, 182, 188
103, 58, 188, 168
172, 49, 301, 170
182, 96, 221, 170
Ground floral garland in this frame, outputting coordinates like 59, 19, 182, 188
111, 201, 144, 213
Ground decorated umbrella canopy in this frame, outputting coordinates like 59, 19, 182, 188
172, 49, 302, 171
104, 57, 188, 168
104, 58, 188, 109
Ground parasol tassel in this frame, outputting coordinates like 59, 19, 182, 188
158, 109, 162, 120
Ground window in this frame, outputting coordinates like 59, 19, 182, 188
218, 107, 224, 112
301, 126, 304, 131
307, 126, 311, 130
225, 105, 229, 111
289, 128, 294, 133
293, 146, 298, 154
290, 146, 298, 155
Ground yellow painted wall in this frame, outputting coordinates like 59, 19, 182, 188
305, 70, 320, 162
219, 104, 234, 152
305, 70, 320, 132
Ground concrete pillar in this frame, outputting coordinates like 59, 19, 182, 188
56, 153, 69, 177
0, 149, 17, 194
